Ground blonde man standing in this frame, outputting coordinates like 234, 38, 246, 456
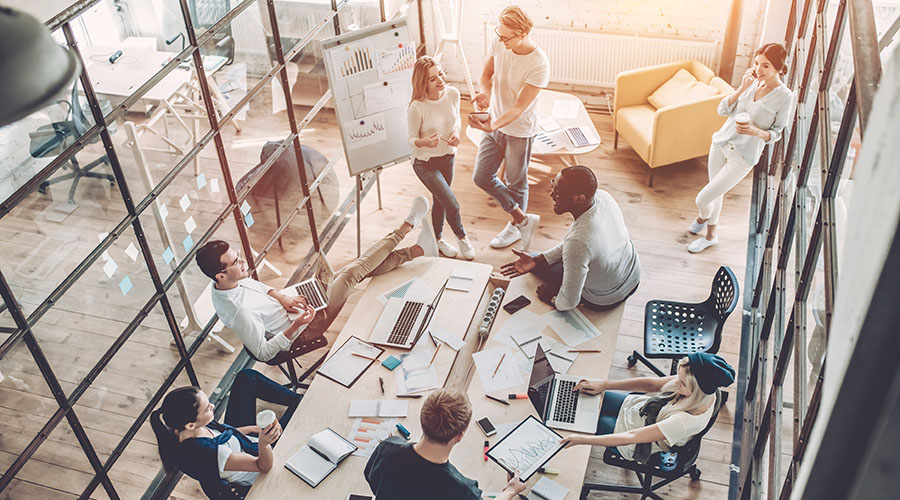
365, 389, 525, 500
470, 5, 550, 251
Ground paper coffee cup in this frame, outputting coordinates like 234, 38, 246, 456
735, 112, 751, 126
256, 409, 276, 429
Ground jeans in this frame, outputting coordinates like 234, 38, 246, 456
531, 256, 639, 311
413, 154, 465, 239
696, 143, 753, 225
472, 130, 534, 213
224, 369, 302, 429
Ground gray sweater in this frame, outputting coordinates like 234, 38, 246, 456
542, 190, 641, 310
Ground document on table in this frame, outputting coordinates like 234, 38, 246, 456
528, 476, 570, 500
447, 266, 476, 292
395, 348, 440, 394
543, 308, 601, 346
551, 99, 580, 119
317, 336, 384, 387
348, 417, 397, 457
348, 400, 408, 417
473, 346, 524, 392
494, 309, 547, 348
429, 328, 466, 351
378, 277, 435, 305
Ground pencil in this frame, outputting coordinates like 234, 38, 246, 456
567, 349, 603, 353
352, 352, 380, 362
429, 344, 441, 367
492, 353, 506, 377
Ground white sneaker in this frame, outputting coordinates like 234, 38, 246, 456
490, 222, 521, 249
516, 214, 540, 251
688, 236, 718, 253
416, 219, 439, 257
456, 236, 476, 260
405, 195, 430, 229
437, 239, 458, 258
689, 219, 708, 234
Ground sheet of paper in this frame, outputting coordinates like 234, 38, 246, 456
447, 266, 476, 292
539, 116, 561, 132
102, 258, 118, 279
429, 328, 465, 351
511, 329, 542, 347
363, 74, 409, 114
334, 41, 375, 79
348, 417, 397, 457
378, 277, 435, 305
513, 350, 533, 378
519, 335, 556, 359
348, 400, 408, 417
493, 309, 547, 348
179, 194, 191, 212
318, 337, 383, 387
343, 112, 387, 150
473, 347, 524, 392
543, 308, 602, 346
530, 476, 569, 500
240, 200, 252, 215
184, 216, 197, 234
395, 348, 440, 394
376, 44, 415, 78
551, 99, 580, 119
210, 178, 220, 193
124, 242, 139, 261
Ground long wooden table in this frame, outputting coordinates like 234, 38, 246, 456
450, 274, 624, 496
247, 257, 493, 499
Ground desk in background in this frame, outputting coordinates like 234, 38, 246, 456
247, 258, 493, 499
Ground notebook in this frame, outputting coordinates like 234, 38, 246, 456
348, 400, 409, 417
285, 428, 357, 488
316, 336, 384, 388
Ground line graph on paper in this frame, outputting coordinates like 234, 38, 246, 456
376, 44, 415, 78
343, 112, 387, 150
488, 416, 563, 478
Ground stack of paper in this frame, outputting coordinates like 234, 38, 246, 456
472, 347, 524, 392
395, 349, 440, 394
348, 400, 408, 417
429, 328, 466, 351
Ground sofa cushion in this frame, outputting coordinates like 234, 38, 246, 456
648, 68, 720, 109
616, 104, 656, 162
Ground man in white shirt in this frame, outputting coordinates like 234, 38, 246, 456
469, 6, 550, 251
501, 166, 640, 311
197, 196, 435, 362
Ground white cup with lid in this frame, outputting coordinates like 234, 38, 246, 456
735, 112, 751, 126
256, 409, 276, 430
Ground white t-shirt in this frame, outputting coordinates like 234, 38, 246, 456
613, 394, 716, 460
212, 429, 260, 486
487, 39, 550, 137
408, 86, 461, 161
210, 278, 303, 361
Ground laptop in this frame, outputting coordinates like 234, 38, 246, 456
280, 277, 329, 317
368, 280, 448, 349
527, 344, 602, 433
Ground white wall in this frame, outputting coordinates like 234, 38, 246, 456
422, 0, 770, 92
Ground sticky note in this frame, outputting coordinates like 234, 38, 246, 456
125, 242, 139, 261
162, 247, 174, 264
119, 276, 133, 295
240, 200, 251, 215
158, 203, 169, 220
179, 194, 191, 212
184, 216, 197, 234
196, 173, 207, 189
102, 258, 118, 279
210, 178, 220, 193
381, 355, 401, 370
183, 235, 194, 252
101, 250, 111, 262
244, 213, 254, 228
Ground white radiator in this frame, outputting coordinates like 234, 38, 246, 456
487, 26, 720, 89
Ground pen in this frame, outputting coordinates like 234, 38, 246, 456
484, 440, 489, 461
378, 376, 385, 395
492, 353, 506, 377
429, 344, 441, 367
485, 394, 510, 405
396, 393, 423, 398
352, 352, 380, 362
567, 349, 602, 353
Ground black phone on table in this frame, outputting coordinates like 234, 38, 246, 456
503, 295, 531, 314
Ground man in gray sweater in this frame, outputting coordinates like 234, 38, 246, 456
501, 165, 640, 310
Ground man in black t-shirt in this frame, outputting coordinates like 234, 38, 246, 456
364, 389, 525, 500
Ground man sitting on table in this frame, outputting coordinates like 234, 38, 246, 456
364, 389, 526, 500
195, 195, 438, 362
501, 165, 641, 311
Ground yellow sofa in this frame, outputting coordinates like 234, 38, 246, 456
614, 60, 734, 186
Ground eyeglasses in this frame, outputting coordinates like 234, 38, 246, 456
494, 27, 520, 44
222, 250, 244, 272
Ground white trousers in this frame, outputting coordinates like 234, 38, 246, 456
695, 144, 753, 226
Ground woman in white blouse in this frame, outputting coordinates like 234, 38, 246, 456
689, 43, 794, 253
560, 353, 734, 463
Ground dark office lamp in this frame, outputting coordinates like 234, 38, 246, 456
0, 7, 80, 127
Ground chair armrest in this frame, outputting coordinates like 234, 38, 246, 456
650, 95, 726, 165
614, 61, 689, 114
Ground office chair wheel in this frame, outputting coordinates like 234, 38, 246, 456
627, 354, 637, 367
38, 182, 49, 194
690, 468, 701, 480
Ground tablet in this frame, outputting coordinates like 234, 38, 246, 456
485, 415, 565, 481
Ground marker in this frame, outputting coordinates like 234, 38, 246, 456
484, 440, 489, 461
538, 467, 559, 475
508, 393, 528, 400
485, 394, 510, 405
396, 423, 411, 439
396, 394, 423, 399
378, 376, 385, 395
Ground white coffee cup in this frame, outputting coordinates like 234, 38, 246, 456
735, 112, 751, 126
256, 409, 276, 430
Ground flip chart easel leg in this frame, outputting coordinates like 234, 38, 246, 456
356, 175, 362, 257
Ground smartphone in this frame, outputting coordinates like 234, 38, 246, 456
477, 417, 497, 437
470, 112, 490, 121
346, 495, 373, 500
503, 295, 531, 314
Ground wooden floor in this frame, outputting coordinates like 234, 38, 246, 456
0, 82, 750, 499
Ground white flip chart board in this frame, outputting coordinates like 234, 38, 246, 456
322, 18, 415, 177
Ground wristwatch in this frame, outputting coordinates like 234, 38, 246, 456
550, 295, 557, 307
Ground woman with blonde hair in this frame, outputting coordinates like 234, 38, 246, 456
408, 56, 475, 260
560, 353, 734, 463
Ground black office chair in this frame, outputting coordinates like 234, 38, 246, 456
628, 266, 739, 378
245, 333, 328, 392
187, 0, 235, 64
29, 82, 115, 204
200, 479, 250, 500
579, 389, 723, 500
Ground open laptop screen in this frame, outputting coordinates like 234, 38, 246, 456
527, 344, 556, 420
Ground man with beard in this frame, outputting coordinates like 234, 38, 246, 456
500, 165, 640, 311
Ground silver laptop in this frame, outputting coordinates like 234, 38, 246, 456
369, 280, 448, 350
280, 277, 328, 317
528, 344, 602, 433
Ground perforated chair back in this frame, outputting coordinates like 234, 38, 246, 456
644, 266, 738, 360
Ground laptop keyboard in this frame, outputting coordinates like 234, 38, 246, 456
296, 281, 325, 309
387, 301, 424, 345
553, 379, 579, 423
